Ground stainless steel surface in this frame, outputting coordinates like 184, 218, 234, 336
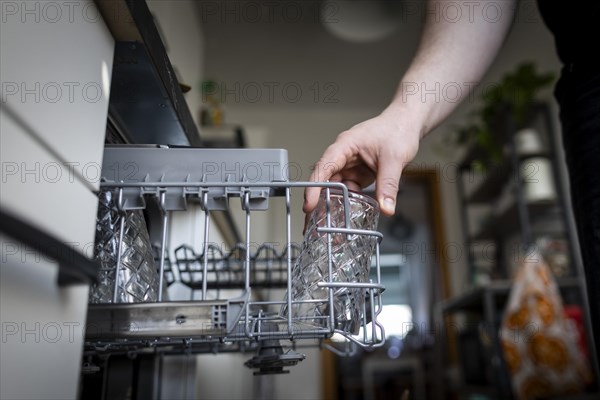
86, 295, 247, 339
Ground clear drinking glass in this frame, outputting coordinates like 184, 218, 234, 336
281, 188, 380, 334
89, 190, 159, 303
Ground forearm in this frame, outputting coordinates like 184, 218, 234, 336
304, 0, 518, 215
387, 0, 516, 136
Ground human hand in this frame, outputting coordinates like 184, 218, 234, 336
303, 108, 421, 216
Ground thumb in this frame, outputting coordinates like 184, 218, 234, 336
375, 159, 403, 216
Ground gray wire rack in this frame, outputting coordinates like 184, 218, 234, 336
85, 147, 386, 361
173, 242, 301, 294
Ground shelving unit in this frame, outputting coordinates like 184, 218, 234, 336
471, 200, 558, 241
456, 103, 583, 280
436, 102, 599, 399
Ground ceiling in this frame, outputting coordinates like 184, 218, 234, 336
199, 0, 423, 110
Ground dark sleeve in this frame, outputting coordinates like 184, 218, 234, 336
537, 1, 600, 64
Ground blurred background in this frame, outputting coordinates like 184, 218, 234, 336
2, 1, 596, 399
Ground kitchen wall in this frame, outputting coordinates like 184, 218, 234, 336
152, 1, 563, 398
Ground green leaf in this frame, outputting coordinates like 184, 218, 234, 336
445, 62, 555, 167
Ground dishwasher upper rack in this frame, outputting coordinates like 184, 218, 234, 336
172, 242, 302, 294
86, 180, 385, 351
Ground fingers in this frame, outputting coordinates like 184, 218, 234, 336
341, 179, 361, 192
303, 112, 419, 218
338, 164, 376, 190
303, 163, 373, 214
302, 179, 361, 234
303, 143, 351, 214
302, 212, 311, 235
375, 152, 403, 216
304, 167, 333, 214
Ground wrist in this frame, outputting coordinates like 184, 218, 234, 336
382, 99, 429, 141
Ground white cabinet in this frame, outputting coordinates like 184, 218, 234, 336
0, 235, 91, 400
0, 1, 114, 398
0, 109, 99, 252
0, 0, 114, 191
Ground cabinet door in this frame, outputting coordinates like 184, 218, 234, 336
1, 107, 99, 252
0, 0, 114, 191
0, 234, 90, 400
0, 2, 114, 398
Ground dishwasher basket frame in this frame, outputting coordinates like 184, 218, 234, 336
85, 179, 386, 356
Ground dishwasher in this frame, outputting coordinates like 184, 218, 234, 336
81, 145, 388, 392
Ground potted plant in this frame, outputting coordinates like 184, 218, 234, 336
446, 62, 555, 167
200, 79, 224, 127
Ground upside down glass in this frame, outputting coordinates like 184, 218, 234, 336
89, 190, 160, 303
281, 188, 380, 334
